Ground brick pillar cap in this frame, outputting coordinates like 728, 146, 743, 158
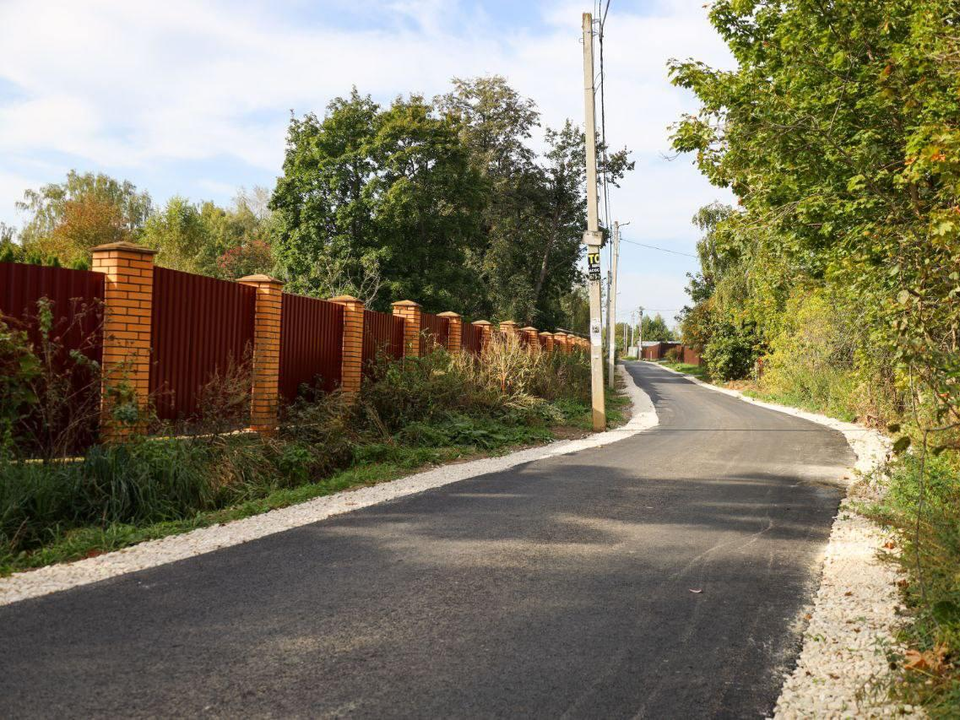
539, 331, 553, 336
437, 311, 461, 318
471, 319, 492, 326
90, 241, 158, 255
500, 320, 518, 327
392, 300, 422, 308
521, 326, 538, 332
330, 294, 363, 304
238, 274, 283, 285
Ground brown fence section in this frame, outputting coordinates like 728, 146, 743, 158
149, 267, 256, 421
461, 322, 482, 355
279, 293, 344, 400
0, 262, 105, 449
362, 309, 404, 373
0, 262, 104, 355
419, 312, 450, 354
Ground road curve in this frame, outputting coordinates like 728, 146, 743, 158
0, 362, 854, 719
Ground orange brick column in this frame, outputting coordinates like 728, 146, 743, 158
239, 275, 283, 436
331, 295, 364, 394
553, 332, 567, 353
91, 241, 157, 440
499, 320, 519, 344
392, 300, 422, 358
521, 326, 539, 350
472, 320, 493, 352
438, 311, 462, 353
539, 332, 554, 352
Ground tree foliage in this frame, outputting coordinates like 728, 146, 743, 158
272, 77, 633, 324
672, 0, 959, 424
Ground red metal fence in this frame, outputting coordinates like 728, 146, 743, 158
362, 309, 404, 374
0, 262, 105, 449
279, 293, 344, 400
461, 322, 482, 355
149, 267, 256, 421
419, 312, 449, 354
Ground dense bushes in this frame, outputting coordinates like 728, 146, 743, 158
0, 333, 594, 572
869, 453, 960, 714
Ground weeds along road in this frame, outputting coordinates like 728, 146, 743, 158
0, 362, 853, 719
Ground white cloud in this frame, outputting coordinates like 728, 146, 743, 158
0, 0, 734, 304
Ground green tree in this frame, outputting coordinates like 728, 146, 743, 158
671, 0, 960, 401
17, 171, 152, 265
641, 313, 675, 342
271, 89, 484, 311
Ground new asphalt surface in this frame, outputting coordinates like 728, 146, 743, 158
0, 362, 854, 719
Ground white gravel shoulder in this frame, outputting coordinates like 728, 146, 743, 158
653, 362, 915, 718
0, 364, 656, 608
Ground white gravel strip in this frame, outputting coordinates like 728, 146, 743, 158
652, 363, 914, 718
0, 365, 656, 607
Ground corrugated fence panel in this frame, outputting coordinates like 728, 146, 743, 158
461, 322, 482, 355
279, 293, 344, 400
0, 262, 105, 450
362, 309, 404, 374
150, 267, 256, 421
419, 312, 450, 354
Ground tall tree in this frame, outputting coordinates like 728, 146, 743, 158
271, 89, 484, 311
16, 171, 152, 267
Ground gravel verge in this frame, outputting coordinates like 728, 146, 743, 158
0, 365, 656, 607
653, 362, 915, 718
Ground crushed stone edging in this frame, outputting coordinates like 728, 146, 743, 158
650, 362, 915, 718
0, 364, 657, 607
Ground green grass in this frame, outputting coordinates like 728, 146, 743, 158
0, 392, 627, 577
740, 388, 858, 423
656, 360, 709, 381
1, 444, 486, 575
863, 452, 960, 716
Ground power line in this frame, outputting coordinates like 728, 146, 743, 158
620, 238, 698, 258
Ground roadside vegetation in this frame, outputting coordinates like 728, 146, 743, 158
670, 0, 960, 711
0, 320, 621, 576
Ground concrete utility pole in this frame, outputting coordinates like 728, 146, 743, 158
582, 11, 605, 431
606, 220, 620, 387
638, 307, 644, 359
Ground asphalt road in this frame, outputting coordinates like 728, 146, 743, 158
0, 362, 854, 719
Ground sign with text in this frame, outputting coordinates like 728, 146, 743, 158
587, 249, 601, 282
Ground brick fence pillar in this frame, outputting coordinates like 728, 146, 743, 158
539, 332, 554, 352
238, 275, 283, 436
392, 300, 422, 358
330, 295, 364, 394
553, 332, 567, 353
499, 320, 519, 343
438, 311, 462, 353
521, 326, 539, 350
91, 241, 157, 440
471, 320, 492, 352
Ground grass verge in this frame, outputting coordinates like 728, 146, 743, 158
864, 453, 960, 716
1, 362, 629, 577
655, 360, 710, 382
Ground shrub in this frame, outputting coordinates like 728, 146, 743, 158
702, 322, 757, 381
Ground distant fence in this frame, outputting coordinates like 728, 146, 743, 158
279, 293, 344, 400
0, 246, 587, 445
149, 267, 257, 421
362, 309, 405, 374
642, 341, 700, 366
419, 311, 449, 355
461, 321, 483, 354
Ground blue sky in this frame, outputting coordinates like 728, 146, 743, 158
0, 0, 733, 325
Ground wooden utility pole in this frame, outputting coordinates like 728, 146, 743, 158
607, 220, 620, 387
582, 12, 605, 431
